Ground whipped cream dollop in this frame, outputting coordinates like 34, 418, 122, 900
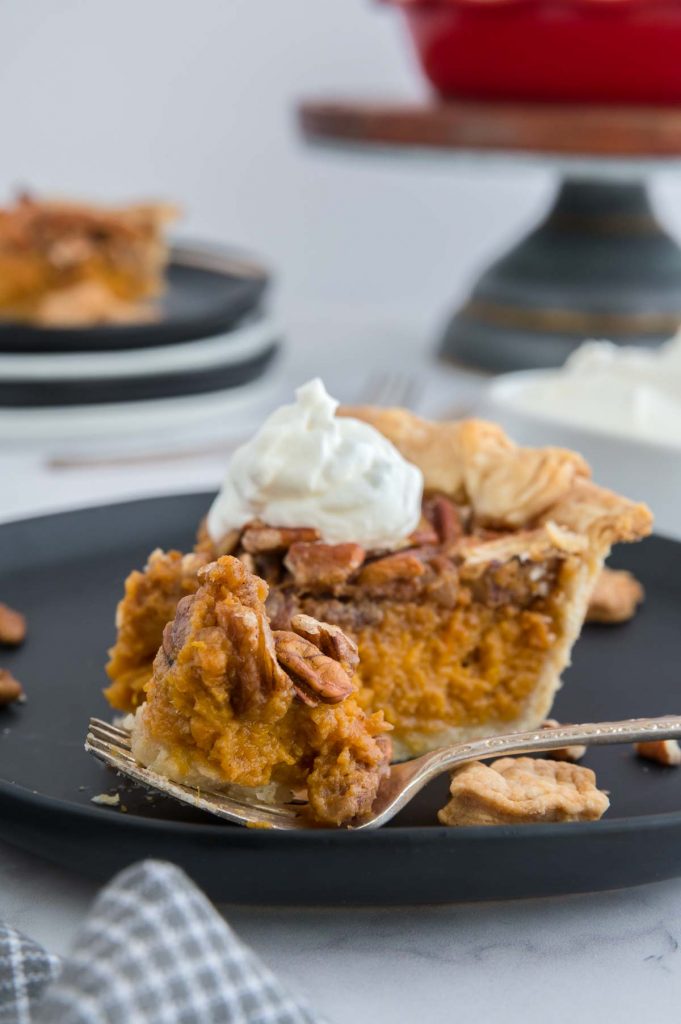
207, 379, 424, 548
511, 333, 681, 449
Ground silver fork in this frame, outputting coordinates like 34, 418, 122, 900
357, 370, 422, 410
86, 714, 681, 830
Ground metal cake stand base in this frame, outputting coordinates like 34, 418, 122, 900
299, 100, 681, 371
441, 177, 681, 371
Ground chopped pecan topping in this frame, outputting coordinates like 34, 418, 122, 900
242, 524, 320, 554
0, 668, 24, 705
466, 558, 558, 609
284, 541, 365, 591
586, 568, 644, 624
214, 528, 242, 557
237, 551, 256, 574
635, 739, 681, 766
408, 517, 439, 548
273, 629, 355, 705
423, 554, 459, 609
0, 603, 26, 646
290, 613, 360, 673
297, 597, 384, 631
423, 494, 464, 546
356, 551, 426, 599
438, 756, 609, 826
265, 588, 300, 630
195, 518, 240, 557
157, 594, 196, 671
541, 719, 586, 762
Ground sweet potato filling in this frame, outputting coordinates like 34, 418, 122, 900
353, 601, 556, 736
132, 557, 391, 826
295, 559, 572, 755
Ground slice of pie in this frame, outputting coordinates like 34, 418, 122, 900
0, 193, 176, 326
130, 555, 391, 826
107, 406, 652, 761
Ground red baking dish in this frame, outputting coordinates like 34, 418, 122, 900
384, 0, 681, 104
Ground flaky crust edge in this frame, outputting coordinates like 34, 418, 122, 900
341, 407, 652, 544
341, 407, 652, 760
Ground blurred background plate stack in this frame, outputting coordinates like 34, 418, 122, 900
0, 241, 282, 453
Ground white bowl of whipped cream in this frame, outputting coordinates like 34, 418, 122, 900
480, 334, 681, 539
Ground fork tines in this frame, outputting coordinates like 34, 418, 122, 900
84, 717, 309, 830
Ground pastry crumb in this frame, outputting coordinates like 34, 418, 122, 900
438, 756, 609, 826
635, 739, 681, 767
91, 792, 120, 806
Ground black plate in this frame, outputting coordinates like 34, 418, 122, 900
0, 245, 269, 353
0, 493, 680, 905
0, 337, 279, 407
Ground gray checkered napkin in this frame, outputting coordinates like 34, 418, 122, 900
0, 859, 323, 1024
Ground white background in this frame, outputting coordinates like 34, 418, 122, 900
2, 0, 681, 334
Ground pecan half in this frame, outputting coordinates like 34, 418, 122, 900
586, 568, 644, 624
0, 603, 26, 647
242, 524, 320, 554
0, 668, 24, 705
357, 551, 426, 595
290, 613, 359, 673
273, 630, 354, 705
423, 494, 464, 546
407, 517, 439, 548
284, 541, 365, 591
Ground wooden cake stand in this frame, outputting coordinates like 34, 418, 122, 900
299, 100, 681, 371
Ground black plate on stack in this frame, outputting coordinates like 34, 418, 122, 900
0, 244, 279, 409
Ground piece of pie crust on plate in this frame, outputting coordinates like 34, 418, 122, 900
107, 407, 652, 761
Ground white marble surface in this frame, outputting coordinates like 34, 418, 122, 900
1, 840, 681, 1023
1, 310, 680, 1023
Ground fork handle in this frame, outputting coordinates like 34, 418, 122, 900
420, 715, 681, 780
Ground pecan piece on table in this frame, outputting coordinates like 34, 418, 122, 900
273, 629, 355, 705
586, 568, 644, 624
0, 603, 26, 647
242, 524, 320, 554
635, 739, 681, 767
284, 541, 365, 591
0, 668, 24, 705
423, 494, 465, 546
290, 613, 359, 673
